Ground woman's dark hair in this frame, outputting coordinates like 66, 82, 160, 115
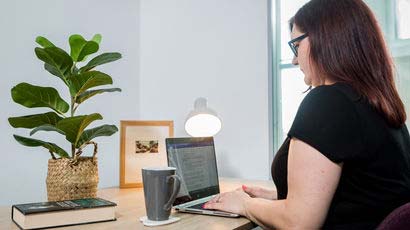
290, 0, 406, 127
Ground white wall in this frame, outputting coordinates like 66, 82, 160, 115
0, 0, 271, 205
0, 0, 140, 205
139, 0, 270, 180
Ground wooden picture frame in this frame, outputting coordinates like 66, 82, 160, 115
120, 120, 174, 188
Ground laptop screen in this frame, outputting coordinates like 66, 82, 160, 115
166, 137, 220, 205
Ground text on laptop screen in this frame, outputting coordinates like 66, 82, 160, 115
166, 137, 219, 205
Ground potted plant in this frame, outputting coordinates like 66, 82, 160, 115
8, 34, 122, 201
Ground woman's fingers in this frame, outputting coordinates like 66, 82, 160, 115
207, 193, 224, 204
242, 185, 259, 197
208, 195, 219, 203
204, 194, 223, 209
203, 190, 250, 216
203, 201, 223, 210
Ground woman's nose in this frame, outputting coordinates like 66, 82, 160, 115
292, 56, 299, 65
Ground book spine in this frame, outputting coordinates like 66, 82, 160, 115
11, 206, 24, 230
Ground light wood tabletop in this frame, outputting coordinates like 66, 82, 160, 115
1, 178, 275, 230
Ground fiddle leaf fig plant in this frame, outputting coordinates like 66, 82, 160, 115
9, 34, 122, 159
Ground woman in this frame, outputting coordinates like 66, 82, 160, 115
204, 0, 410, 229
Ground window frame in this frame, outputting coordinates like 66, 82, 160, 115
270, 0, 303, 155
269, 0, 282, 157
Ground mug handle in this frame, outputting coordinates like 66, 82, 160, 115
163, 175, 181, 211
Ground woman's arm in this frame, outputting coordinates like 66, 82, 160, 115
205, 138, 342, 229
244, 138, 342, 229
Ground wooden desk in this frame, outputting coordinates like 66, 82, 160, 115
1, 178, 274, 230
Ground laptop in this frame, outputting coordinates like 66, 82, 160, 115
165, 137, 239, 218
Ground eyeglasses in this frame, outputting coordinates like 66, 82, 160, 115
288, 33, 308, 57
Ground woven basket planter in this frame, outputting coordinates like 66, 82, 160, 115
46, 157, 99, 201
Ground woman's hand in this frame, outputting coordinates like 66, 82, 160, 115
203, 189, 251, 216
242, 185, 277, 200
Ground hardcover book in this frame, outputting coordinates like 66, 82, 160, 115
11, 197, 116, 230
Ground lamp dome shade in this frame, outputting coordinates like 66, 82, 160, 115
184, 98, 222, 137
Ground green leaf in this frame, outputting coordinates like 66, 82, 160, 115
35, 36, 55, 48
30, 124, 65, 136
56, 113, 103, 145
35, 47, 73, 83
76, 88, 122, 104
92, 34, 102, 44
67, 71, 113, 97
79, 52, 122, 73
8, 112, 63, 129
77, 124, 118, 147
13, 134, 69, 158
69, 34, 99, 62
11, 83, 69, 114
78, 42, 99, 62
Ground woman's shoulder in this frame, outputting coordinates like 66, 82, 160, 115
308, 82, 360, 103
289, 82, 365, 163
301, 82, 359, 113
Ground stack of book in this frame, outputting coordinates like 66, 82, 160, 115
11, 197, 116, 230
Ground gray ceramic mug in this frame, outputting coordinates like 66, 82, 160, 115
142, 167, 181, 221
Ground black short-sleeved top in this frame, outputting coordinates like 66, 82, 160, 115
271, 82, 410, 229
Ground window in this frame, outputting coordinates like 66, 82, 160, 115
387, 0, 410, 127
381, 0, 410, 57
280, 0, 309, 61
396, 0, 410, 39
393, 0, 410, 127
280, 68, 308, 135
271, 0, 309, 151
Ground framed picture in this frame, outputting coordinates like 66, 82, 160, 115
120, 120, 174, 188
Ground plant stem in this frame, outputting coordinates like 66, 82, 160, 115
71, 145, 75, 158
69, 62, 78, 158
71, 62, 77, 73
70, 90, 76, 157
71, 98, 75, 117
49, 150, 57, 160
72, 104, 79, 115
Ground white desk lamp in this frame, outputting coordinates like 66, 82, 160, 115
184, 97, 222, 137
